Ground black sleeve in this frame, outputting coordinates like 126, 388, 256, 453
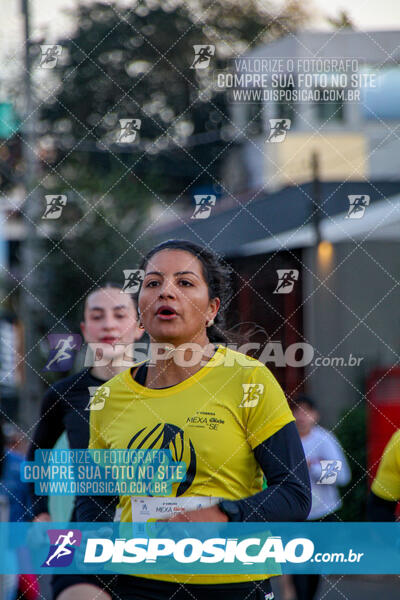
75, 493, 119, 522
233, 421, 312, 522
26, 387, 65, 518
367, 491, 397, 522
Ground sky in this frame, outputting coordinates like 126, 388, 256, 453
319, 0, 400, 29
1, 0, 400, 76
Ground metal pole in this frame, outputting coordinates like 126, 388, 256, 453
311, 150, 321, 245
19, 0, 43, 427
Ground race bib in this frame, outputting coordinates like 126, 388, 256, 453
131, 496, 220, 522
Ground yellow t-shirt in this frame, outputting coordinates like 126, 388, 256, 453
89, 345, 294, 584
371, 430, 400, 501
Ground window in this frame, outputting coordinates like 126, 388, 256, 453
276, 84, 296, 123
316, 93, 344, 122
245, 96, 264, 135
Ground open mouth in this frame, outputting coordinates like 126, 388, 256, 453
156, 306, 178, 319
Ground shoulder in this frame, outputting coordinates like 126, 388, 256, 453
384, 430, 400, 459
90, 369, 133, 403
220, 346, 276, 378
46, 369, 92, 396
388, 430, 400, 446
96, 369, 131, 390
313, 425, 340, 447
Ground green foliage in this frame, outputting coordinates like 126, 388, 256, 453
36, 0, 309, 330
327, 10, 355, 30
335, 404, 367, 521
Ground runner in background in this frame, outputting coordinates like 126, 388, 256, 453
291, 394, 351, 600
368, 430, 400, 521
77, 239, 312, 600
26, 282, 143, 600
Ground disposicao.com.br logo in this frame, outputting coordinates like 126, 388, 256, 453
84, 536, 315, 565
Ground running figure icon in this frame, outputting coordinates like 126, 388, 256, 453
346, 195, 370, 219
42, 195, 67, 219
274, 269, 299, 294
45, 336, 76, 371
45, 531, 77, 566
191, 194, 216, 219
267, 118, 291, 143
191, 45, 215, 69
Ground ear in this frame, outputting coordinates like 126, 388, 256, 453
208, 297, 220, 322
134, 326, 145, 342
80, 321, 86, 341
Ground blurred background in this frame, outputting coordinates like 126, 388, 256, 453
0, 1, 399, 598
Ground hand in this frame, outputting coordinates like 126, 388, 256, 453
160, 505, 229, 523
33, 512, 51, 522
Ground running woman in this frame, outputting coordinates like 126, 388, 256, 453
77, 240, 311, 600
27, 282, 143, 600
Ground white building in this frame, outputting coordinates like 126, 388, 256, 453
227, 30, 400, 191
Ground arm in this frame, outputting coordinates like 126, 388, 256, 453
76, 385, 118, 522
75, 493, 118, 522
234, 365, 311, 521
231, 421, 311, 522
168, 422, 311, 524
26, 388, 65, 518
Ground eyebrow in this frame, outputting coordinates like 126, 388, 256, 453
145, 270, 200, 278
89, 305, 129, 311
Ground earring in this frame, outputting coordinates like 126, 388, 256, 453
137, 310, 145, 329
206, 319, 214, 327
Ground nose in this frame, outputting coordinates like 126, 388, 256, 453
102, 313, 118, 330
158, 278, 176, 299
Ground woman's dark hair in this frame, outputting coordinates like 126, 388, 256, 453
83, 281, 136, 317
138, 240, 232, 344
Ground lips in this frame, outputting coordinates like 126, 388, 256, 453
155, 305, 178, 320
100, 337, 119, 345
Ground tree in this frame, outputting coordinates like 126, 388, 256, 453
328, 10, 355, 30
33, 0, 309, 331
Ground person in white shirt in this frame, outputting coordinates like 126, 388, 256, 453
291, 394, 351, 600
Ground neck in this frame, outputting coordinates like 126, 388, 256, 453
90, 361, 133, 381
146, 336, 216, 389
299, 427, 312, 438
